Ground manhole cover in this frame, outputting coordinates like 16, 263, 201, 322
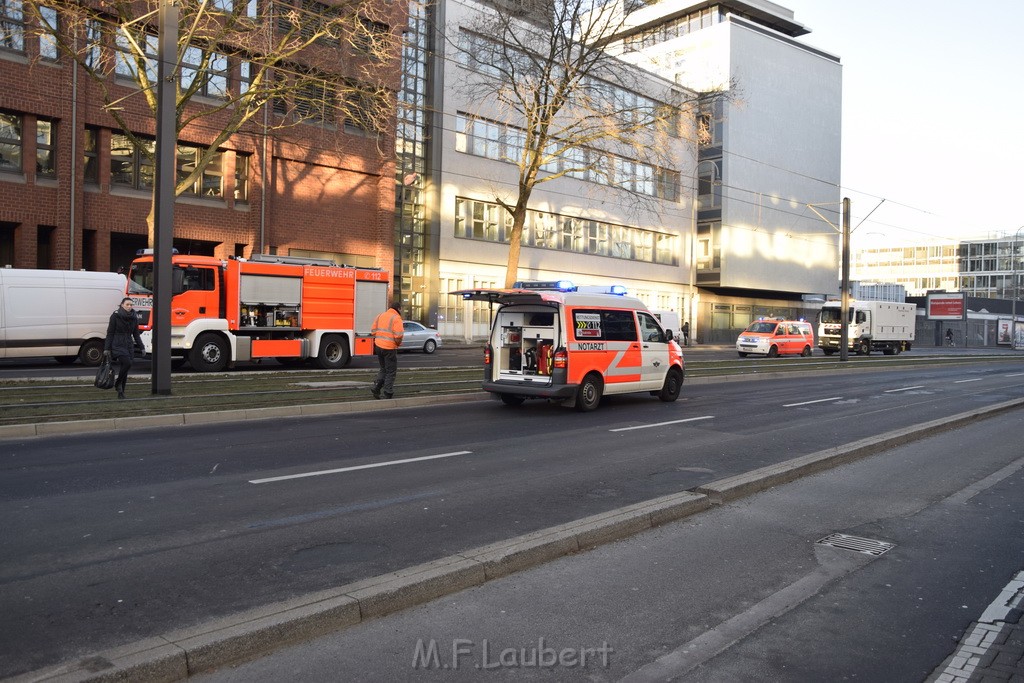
816, 533, 895, 556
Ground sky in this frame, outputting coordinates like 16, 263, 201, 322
777, 0, 1024, 249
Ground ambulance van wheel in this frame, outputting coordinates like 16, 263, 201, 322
575, 373, 603, 412
499, 394, 525, 407
191, 333, 229, 373
316, 334, 351, 369
658, 367, 684, 402
737, 352, 748, 358
801, 346, 812, 357
767, 346, 779, 358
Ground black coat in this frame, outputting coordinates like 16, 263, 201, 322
105, 307, 143, 359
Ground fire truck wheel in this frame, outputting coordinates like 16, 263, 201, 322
316, 334, 351, 369
658, 367, 684, 402
79, 339, 106, 366
191, 333, 229, 373
499, 394, 525, 407
575, 373, 603, 412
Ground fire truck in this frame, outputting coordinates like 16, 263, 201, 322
127, 252, 389, 372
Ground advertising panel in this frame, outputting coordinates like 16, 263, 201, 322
926, 292, 966, 320
998, 318, 1013, 345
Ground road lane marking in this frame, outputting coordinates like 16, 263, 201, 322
1006, 372, 1024, 377
249, 451, 473, 484
954, 378, 983, 383
783, 397, 842, 407
885, 385, 925, 393
610, 416, 714, 432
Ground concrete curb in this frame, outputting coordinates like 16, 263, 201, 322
17, 398, 1024, 682
0, 393, 490, 441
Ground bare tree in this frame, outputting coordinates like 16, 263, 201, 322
27, 0, 402, 245
450, 0, 707, 287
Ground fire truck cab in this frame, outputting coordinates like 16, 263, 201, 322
455, 282, 685, 411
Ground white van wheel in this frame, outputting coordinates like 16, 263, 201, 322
79, 339, 105, 366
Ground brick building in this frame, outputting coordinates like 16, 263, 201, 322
0, 0, 401, 275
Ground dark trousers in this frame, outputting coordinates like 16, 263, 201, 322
113, 353, 133, 391
373, 346, 398, 396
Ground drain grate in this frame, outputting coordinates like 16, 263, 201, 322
816, 533, 895, 556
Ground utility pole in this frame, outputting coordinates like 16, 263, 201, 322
839, 197, 851, 362
152, 0, 177, 395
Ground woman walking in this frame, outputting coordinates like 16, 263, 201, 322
105, 297, 144, 399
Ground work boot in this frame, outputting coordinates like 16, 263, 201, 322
371, 386, 381, 399
383, 392, 393, 399
117, 388, 126, 400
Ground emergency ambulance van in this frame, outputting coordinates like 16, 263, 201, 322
455, 282, 685, 411
736, 318, 815, 358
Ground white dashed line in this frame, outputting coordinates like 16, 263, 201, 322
954, 378, 983, 384
610, 416, 715, 432
783, 397, 842, 407
885, 386, 925, 393
250, 451, 473, 484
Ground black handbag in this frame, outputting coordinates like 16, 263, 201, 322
94, 356, 116, 390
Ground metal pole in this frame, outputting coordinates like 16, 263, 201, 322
1013, 226, 1024, 350
839, 197, 851, 362
151, 0, 177, 395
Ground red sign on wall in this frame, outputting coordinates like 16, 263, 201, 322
927, 293, 966, 320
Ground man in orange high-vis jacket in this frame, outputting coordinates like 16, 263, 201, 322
370, 302, 404, 399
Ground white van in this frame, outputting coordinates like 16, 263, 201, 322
0, 269, 127, 366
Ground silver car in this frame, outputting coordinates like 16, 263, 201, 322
401, 321, 442, 354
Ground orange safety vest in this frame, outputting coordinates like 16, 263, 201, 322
371, 308, 404, 350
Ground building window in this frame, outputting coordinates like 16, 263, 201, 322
211, 0, 257, 17
239, 60, 253, 94
83, 126, 99, 183
344, 85, 381, 133
455, 196, 676, 265
115, 31, 158, 84
0, 111, 22, 173
181, 47, 229, 99
277, 0, 340, 46
110, 132, 155, 190
355, 17, 389, 58
38, 5, 57, 60
0, 0, 24, 54
84, 19, 101, 68
234, 152, 249, 202
177, 144, 225, 197
36, 118, 55, 178
295, 69, 335, 124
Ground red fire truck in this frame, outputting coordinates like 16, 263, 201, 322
127, 252, 389, 372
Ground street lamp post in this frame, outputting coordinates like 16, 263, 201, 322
1012, 225, 1024, 350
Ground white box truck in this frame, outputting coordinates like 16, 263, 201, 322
817, 300, 916, 356
0, 269, 128, 366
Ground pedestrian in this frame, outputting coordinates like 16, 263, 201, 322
104, 297, 144, 400
945, 328, 954, 347
682, 320, 690, 346
370, 301, 404, 399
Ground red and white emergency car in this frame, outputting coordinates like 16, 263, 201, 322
455, 282, 685, 411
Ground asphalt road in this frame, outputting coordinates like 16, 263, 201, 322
2, 358, 1023, 678
195, 408, 1024, 682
